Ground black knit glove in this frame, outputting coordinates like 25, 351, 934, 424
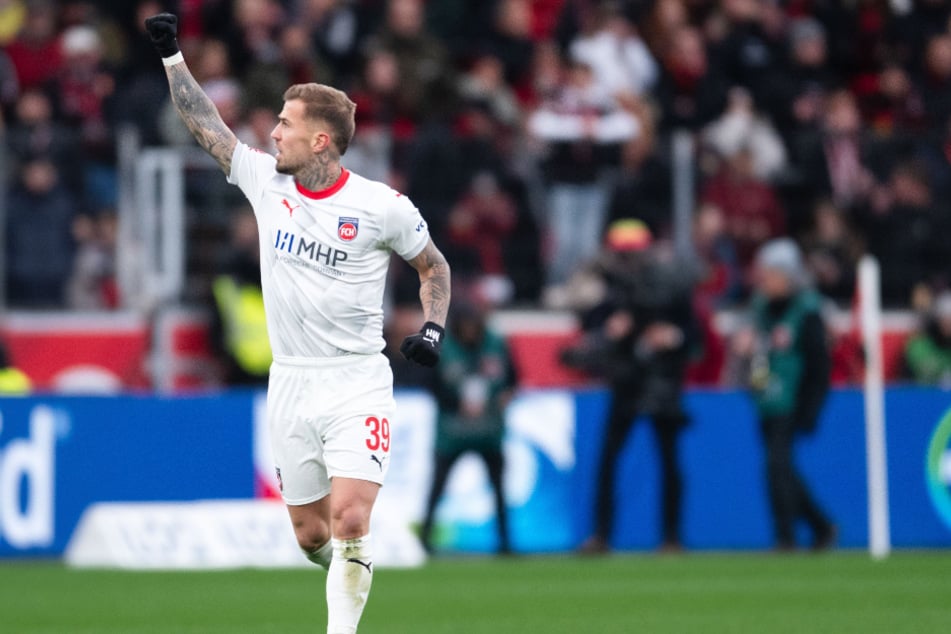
400, 322, 444, 367
144, 13, 180, 58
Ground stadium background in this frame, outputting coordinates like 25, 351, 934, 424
1, 0, 951, 631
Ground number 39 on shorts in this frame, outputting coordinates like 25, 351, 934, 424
365, 416, 391, 452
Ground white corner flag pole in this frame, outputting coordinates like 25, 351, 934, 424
858, 256, 891, 559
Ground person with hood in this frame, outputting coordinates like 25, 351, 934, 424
733, 238, 836, 551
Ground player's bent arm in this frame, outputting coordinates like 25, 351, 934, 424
406, 239, 451, 327
164, 62, 237, 175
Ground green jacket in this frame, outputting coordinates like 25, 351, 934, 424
751, 290, 822, 418
904, 332, 951, 385
432, 330, 516, 454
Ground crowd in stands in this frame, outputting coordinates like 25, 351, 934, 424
7, 0, 951, 384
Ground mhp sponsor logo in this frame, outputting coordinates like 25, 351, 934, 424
274, 229, 349, 268
0, 406, 67, 549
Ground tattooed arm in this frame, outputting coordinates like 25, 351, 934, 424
164, 62, 237, 175
406, 239, 452, 327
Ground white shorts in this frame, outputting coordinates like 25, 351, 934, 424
266, 353, 396, 506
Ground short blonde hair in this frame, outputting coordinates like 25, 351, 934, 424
282, 83, 356, 155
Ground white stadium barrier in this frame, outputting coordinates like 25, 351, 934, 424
65, 499, 426, 570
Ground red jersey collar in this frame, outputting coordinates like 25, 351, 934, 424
295, 168, 350, 200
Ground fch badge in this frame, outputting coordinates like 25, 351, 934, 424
338, 217, 359, 242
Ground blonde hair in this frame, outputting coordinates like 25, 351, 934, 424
282, 83, 356, 155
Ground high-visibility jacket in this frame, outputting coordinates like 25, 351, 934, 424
0, 366, 32, 395
213, 276, 272, 376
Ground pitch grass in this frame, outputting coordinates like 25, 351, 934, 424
1, 552, 949, 633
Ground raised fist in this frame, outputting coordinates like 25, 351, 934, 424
144, 13, 179, 58
400, 322, 444, 367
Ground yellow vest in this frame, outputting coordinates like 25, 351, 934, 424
0, 367, 31, 395
212, 276, 272, 376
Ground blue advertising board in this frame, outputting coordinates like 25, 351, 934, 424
0, 394, 255, 557
570, 387, 951, 550
1, 387, 949, 558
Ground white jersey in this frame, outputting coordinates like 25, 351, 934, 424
227, 142, 429, 358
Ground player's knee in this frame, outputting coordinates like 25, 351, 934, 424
331, 502, 371, 539
291, 515, 330, 551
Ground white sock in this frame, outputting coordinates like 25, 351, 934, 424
303, 539, 333, 570
326, 534, 373, 634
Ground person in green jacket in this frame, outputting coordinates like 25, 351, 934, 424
420, 301, 517, 554
734, 238, 836, 551
903, 292, 951, 386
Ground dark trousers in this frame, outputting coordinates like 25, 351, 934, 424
421, 447, 510, 553
594, 392, 685, 546
761, 415, 831, 545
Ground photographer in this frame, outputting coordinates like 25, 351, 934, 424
562, 220, 698, 552
733, 239, 835, 551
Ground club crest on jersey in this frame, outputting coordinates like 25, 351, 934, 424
338, 217, 359, 242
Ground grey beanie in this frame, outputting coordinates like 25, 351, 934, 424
755, 238, 810, 287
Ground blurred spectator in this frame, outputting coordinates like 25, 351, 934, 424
6, 89, 82, 194
919, 33, 951, 132
793, 89, 882, 213
298, 0, 361, 78
702, 86, 787, 180
642, 0, 688, 60
446, 171, 518, 305
236, 106, 279, 155
568, 2, 658, 101
4, 0, 61, 90
51, 24, 118, 210
524, 38, 563, 106
224, 0, 286, 76
110, 0, 173, 146
710, 0, 781, 107
732, 238, 835, 551
903, 291, 951, 386
801, 201, 859, 303
561, 220, 697, 552
5, 157, 77, 307
457, 54, 521, 128
210, 209, 271, 386
67, 210, 118, 309
890, 0, 951, 72
692, 202, 742, 308
861, 160, 949, 306
420, 301, 517, 555
527, 58, 639, 287
701, 144, 786, 276
365, 0, 456, 121
243, 23, 331, 112
764, 16, 835, 141
862, 62, 924, 134
484, 0, 535, 88
654, 25, 728, 130
0, 340, 31, 395
607, 120, 671, 236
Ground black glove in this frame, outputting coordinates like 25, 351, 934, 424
144, 13, 180, 58
400, 322, 444, 367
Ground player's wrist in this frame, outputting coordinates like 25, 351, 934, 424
420, 322, 444, 346
162, 51, 184, 67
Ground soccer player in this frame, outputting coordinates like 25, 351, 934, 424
144, 14, 450, 634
